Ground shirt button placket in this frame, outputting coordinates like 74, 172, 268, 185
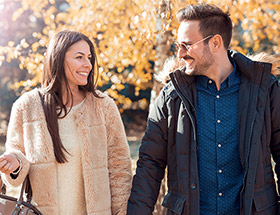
216, 91, 222, 213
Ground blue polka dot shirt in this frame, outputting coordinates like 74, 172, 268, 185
196, 58, 244, 215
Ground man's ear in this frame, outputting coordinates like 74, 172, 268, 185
210, 34, 223, 53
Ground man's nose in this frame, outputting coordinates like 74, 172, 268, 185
178, 48, 187, 59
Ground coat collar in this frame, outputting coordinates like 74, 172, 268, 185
229, 50, 272, 87
169, 50, 273, 89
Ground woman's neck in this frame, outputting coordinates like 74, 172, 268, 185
62, 87, 86, 107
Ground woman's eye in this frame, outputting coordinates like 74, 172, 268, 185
76, 56, 82, 59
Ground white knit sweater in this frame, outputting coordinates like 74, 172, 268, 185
57, 101, 87, 215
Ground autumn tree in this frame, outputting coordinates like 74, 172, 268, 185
0, 0, 47, 136
0, 0, 279, 133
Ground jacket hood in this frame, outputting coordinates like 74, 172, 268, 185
155, 56, 185, 85
247, 52, 280, 77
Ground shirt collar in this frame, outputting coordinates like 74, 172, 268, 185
227, 56, 240, 88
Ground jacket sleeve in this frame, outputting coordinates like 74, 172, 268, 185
1, 99, 30, 187
127, 90, 168, 215
105, 98, 133, 215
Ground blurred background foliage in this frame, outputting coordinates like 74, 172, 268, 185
0, 0, 279, 143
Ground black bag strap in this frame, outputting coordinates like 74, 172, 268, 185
1, 182, 6, 194
10, 174, 32, 203
0, 174, 33, 203
18, 175, 28, 202
13, 174, 37, 214
25, 175, 32, 203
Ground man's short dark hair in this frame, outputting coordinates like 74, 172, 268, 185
177, 3, 232, 49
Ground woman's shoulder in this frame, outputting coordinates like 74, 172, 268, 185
13, 88, 40, 107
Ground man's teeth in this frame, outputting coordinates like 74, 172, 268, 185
185, 59, 194, 67
186, 59, 193, 64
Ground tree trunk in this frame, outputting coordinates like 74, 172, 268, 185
151, 0, 172, 214
150, 0, 172, 111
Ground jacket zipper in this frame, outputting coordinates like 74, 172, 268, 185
170, 73, 196, 142
240, 109, 257, 212
170, 72, 200, 214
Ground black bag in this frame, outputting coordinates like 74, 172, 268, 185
0, 175, 42, 215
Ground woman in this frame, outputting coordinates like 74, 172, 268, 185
0, 30, 132, 215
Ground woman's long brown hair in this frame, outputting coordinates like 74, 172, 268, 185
41, 30, 100, 163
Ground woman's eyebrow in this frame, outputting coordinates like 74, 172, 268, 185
74, 51, 85, 55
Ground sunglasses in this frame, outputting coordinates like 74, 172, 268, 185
175, 35, 213, 54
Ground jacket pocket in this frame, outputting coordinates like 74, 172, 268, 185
162, 192, 186, 214
253, 185, 278, 212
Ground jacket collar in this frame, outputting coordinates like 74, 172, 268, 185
229, 50, 272, 87
170, 50, 273, 89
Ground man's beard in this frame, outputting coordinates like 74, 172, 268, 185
184, 46, 214, 76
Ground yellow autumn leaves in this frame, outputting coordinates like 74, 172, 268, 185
0, 0, 279, 112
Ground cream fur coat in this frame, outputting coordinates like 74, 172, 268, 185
1, 88, 132, 215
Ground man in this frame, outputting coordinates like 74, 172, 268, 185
127, 3, 280, 215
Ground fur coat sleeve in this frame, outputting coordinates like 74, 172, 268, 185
104, 97, 133, 215
1, 95, 31, 187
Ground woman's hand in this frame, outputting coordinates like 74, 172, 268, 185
0, 154, 20, 174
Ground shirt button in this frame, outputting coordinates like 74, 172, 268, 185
209, 80, 212, 84
218, 169, 222, 173
191, 183, 197, 189
217, 119, 221, 123
219, 192, 223, 196
218, 144, 222, 148
216, 95, 220, 98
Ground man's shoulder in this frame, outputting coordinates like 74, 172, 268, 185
230, 50, 275, 86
